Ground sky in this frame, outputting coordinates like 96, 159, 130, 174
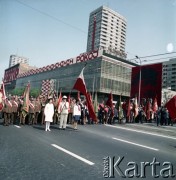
0, 0, 176, 81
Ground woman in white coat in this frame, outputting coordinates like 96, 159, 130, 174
44, 98, 54, 131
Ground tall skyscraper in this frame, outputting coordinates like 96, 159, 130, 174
86, 6, 127, 55
162, 58, 176, 91
9, 55, 29, 68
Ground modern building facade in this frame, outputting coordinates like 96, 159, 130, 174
9, 55, 29, 68
86, 6, 127, 57
15, 50, 136, 101
4, 63, 37, 92
162, 58, 176, 91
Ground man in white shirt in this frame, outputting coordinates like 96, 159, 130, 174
58, 96, 69, 130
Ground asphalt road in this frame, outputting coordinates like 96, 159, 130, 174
0, 119, 176, 180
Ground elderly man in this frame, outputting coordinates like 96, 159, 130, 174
58, 95, 69, 130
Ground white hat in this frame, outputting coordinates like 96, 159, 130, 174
62, 95, 67, 99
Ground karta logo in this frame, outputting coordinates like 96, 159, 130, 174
103, 156, 175, 178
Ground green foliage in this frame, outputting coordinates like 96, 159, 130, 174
11, 87, 40, 98
30, 88, 40, 98
11, 88, 25, 96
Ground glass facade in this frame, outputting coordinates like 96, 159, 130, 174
16, 53, 135, 100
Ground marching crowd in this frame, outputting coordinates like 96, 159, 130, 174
0, 95, 174, 131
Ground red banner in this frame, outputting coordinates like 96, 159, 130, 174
130, 63, 162, 106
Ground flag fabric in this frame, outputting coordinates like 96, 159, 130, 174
152, 97, 158, 113
106, 92, 114, 118
73, 67, 87, 96
127, 98, 131, 118
106, 92, 113, 108
134, 96, 138, 118
146, 99, 151, 120
93, 91, 98, 114
118, 95, 123, 120
22, 83, 30, 118
57, 91, 62, 108
85, 92, 97, 121
0, 81, 7, 100
77, 91, 80, 100
165, 95, 176, 120
73, 67, 97, 121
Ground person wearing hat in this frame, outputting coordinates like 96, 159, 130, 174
58, 95, 69, 130
44, 97, 54, 131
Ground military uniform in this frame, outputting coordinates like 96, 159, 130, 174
41, 98, 46, 125
12, 98, 18, 124
53, 99, 58, 124
28, 100, 35, 125
34, 99, 41, 124
4, 99, 12, 125
18, 98, 25, 125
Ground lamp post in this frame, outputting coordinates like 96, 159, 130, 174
135, 56, 142, 106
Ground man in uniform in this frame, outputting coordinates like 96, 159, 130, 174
4, 97, 12, 125
28, 98, 35, 125
18, 97, 25, 125
41, 96, 46, 125
11, 96, 18, 124
34, 97, 41, 124
53, 98, 58, 124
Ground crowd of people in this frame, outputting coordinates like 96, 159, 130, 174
0, 95, 94, 131
0, 95, 174, 131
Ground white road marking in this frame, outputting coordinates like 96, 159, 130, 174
51, 144, 95, 166
112, 137, 159, 151
14, 125, 21, 128
105, 124, 176, 140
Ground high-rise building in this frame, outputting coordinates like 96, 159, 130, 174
9, 55, 29, 67
162, 58, 176, 91
86, 6, 127, 56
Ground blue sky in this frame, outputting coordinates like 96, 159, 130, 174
0, 0, 176, 80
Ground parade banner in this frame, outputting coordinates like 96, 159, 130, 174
165, 95, 176, 120
22, 83, 30, 118
73, 67, 97, 121
130, 63, 162, 106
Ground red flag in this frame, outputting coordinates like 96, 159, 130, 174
73, 67, 87, 96
106, 92, 114, 117
165, 95, 176, 120
152, 97, 158, 113
77, 91, 80, 100
146, 99, 151, 120
22, 83, 30, 117
106, 92, 113, 108
73, 67, 97, 121
85, 92, 97, 121
134, 96, 138, 118
0, 81, 7, 100
127, 99, 131, 117
57, 91, 62, 108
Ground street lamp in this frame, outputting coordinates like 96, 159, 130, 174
135, 56, 142, 106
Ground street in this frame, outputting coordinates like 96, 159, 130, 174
0, 119, 176, 180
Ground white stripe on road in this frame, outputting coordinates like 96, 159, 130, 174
112, 137, 159, 151
14, 125, 21, 128
51, 144, 95, 166
105, 124, 176, 140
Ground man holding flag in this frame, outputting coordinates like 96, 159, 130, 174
73, 66, 97, 122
